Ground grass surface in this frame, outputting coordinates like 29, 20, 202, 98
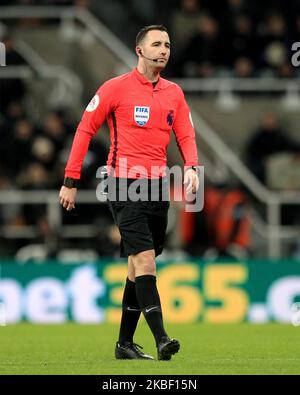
0, 323, 299, 375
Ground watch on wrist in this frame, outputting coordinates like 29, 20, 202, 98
186, 166, 197, 173
63, 177, 78, 188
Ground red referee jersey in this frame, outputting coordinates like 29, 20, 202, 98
65, 67, 198, 179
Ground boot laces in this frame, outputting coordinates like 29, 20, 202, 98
131, 342, 143, 350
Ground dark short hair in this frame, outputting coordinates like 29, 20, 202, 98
136, 25, 168, 46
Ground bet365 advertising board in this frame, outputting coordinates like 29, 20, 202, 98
0, 260, 299, 324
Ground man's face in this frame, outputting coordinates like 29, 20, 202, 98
139, 30, 170, 68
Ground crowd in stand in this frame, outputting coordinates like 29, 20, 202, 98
0, 96, 112, 257
0, 35, 110, 257
168, 0, 299, 78
1, 0, 300, 78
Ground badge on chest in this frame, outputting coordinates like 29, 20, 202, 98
134, 106, 150, 126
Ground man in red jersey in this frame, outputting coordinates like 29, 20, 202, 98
59, 25, 199, 361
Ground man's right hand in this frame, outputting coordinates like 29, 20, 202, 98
59, 186, 77, 211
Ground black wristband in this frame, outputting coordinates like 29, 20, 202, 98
63, 177, 78, 188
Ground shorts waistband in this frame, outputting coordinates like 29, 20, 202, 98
107, 177, 169, 202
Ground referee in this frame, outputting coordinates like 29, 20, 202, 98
59, 25, 199, 361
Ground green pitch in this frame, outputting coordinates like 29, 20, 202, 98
0, 323, 299, 375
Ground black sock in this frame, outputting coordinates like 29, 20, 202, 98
118, 278, 141, 344
135, 274, 168, 346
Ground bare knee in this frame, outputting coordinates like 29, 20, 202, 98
131, 250, 156, 276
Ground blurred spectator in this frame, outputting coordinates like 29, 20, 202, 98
183, 16, 222, 77
0, 102, 25, 170
31, 136, 56, 171
182, 182, 251, 260
223, 0, 255, 23
258, 14, 292, 76
17, 162, 52, 189
42, 112, 67, 152
17, 162, 53, 230
245, 112, 300, 184
170, 0, 208, 62
225, 15, 258, 68
5, 118, 35, 178
1, 101, 25, 125
0, 35, 28, 113
36, 215, 59, 258
203, 184, 251, 260
233, 56, 255, 77
277, 62, 295, 78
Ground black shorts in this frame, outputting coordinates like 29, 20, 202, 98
107, 178, 169, 257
